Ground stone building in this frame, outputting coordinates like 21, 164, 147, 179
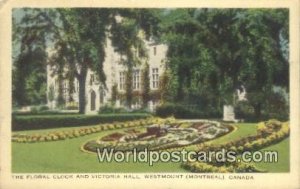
47, 36, 168, 114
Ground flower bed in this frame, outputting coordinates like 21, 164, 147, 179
83, 120, 233, 153
181, 161, 264, 173
181, 120, 289, 173
11, 117, 171, 143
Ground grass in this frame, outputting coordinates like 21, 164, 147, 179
206, 123, 258, 145
254, 138, 289, 172
12, 122, 289, 173
12, 127, 186, 173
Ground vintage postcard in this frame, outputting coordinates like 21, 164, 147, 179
0, 0, 299, 188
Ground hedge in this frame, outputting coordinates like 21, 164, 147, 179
12, 113, 150, 131
12, 111, 79, 116
12, 117, 170, 143
155, 103, 222, 119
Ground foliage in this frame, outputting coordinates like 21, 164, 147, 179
12, 114, 150, 131
155, 103, 222, 119
29, 105, 49, 114
181, 161, 262, 173
159, 69, 171, 104
141, 62, 150, 108
125, 68, 133, 108
159, 9, 289, 120
110, 84, 118, 106
48, 84, 55, 102
12, 117, 161, 142
12, 11, 48, 106
98, 105, 127, 114
12, 110, 78, 116
12, 8, 289, 119
13, 9, 160, 113
65, 101, 78, 110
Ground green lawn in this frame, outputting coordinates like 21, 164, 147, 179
12, 122, 289, 173
12, 127, 186, 173
207, 123, 258, 145
254, 138, 289, 172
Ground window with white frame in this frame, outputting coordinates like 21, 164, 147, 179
133, 69, 140, 90
152, 68, 159, 89
119, 71, 125, 90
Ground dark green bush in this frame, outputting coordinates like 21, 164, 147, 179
66, 105, 79, 110
98, 105, 127, 114
235, 101, 289, 122
12, 113, 150, 131
38, 105, 49, 111
12, 110, 78, 116
99, 105, 151, 114
155, 103, 222, 119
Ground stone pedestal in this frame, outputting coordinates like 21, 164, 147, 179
223, 105, 235, 121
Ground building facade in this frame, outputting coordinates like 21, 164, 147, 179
47, 37, 168, 114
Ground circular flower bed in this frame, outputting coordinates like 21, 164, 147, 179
83, 120, 233, 153
181, 120, 289, 173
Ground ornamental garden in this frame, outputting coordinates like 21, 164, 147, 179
11, 116, 289, 173
11, 8, 290, 173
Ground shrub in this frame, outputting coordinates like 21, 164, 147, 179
155, 103, 222, 119
234, 101, 254, 120
98, 105, 127, 114
66, 101, 79, 110
12, 113, 150, 131
41, 105, 50, 111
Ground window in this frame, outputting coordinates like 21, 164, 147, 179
153, 46, 157, 56
133, 69, 140, 90
152, 68, 159, 89
119, 71, 125, 90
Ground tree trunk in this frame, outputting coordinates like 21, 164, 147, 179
78, 65, 88, 114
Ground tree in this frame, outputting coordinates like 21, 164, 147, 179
12, 10, 48, 106
13, 9, 115, 113
159, 69, 171, 104
110, 9, 161, 109
13, 8, 160, 113
159, 8, 289, 119
141, 62, 150, 108
125, 69, 133, 109
111, 84, 118, 106
237, 9, 289, 119
54, 9, 111, 113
